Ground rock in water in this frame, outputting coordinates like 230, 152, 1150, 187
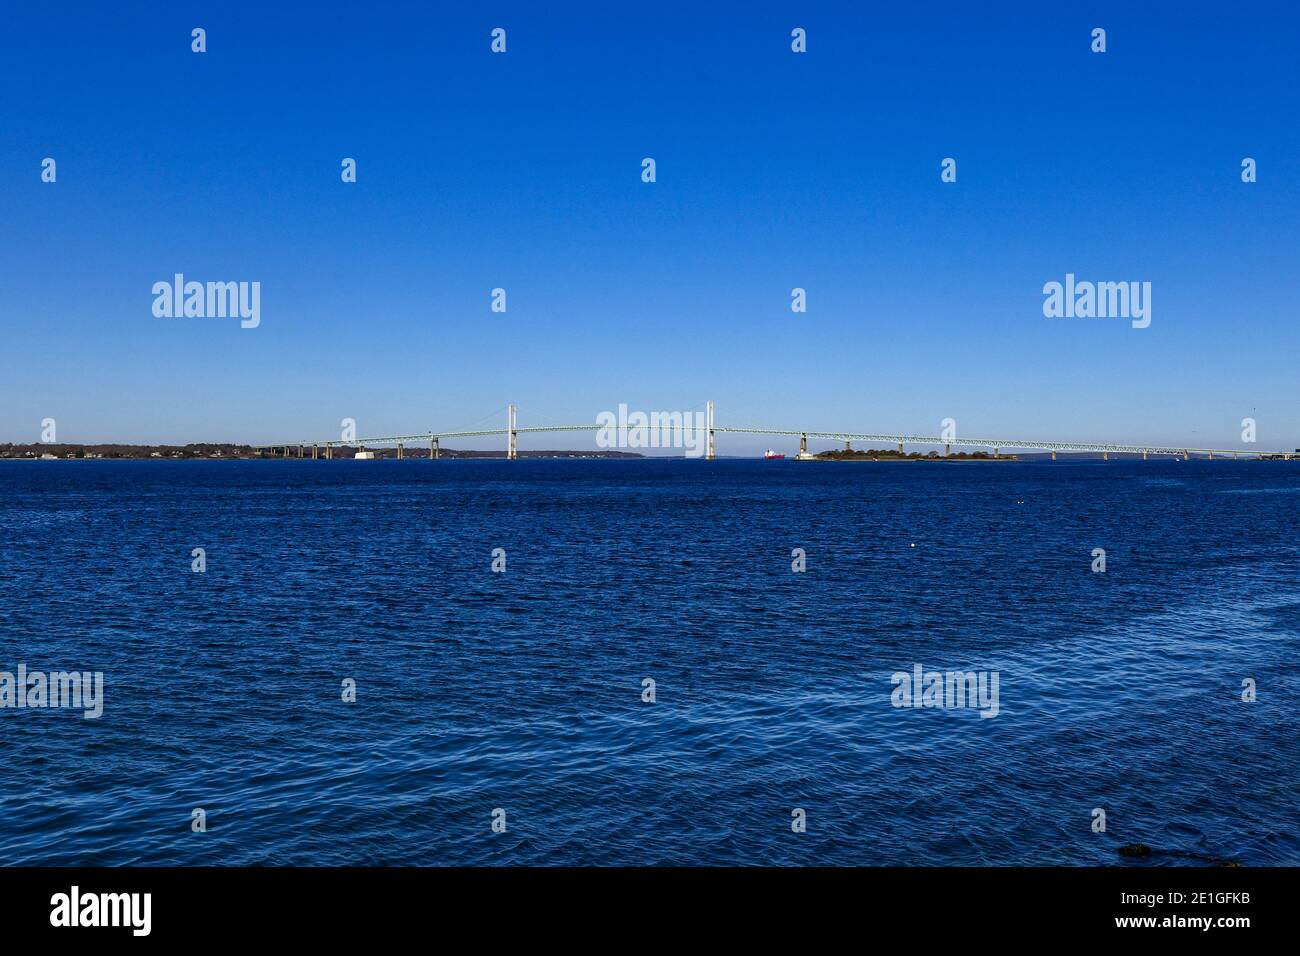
1118, 843, 1151, 857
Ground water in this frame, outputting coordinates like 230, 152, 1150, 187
1, 459, 1297, 866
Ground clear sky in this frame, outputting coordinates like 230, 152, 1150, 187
3, 2, 1298, 453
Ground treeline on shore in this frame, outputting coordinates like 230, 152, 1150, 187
0, 443, 643, 460
816, 448, 1016, 460
0, 443, 256, 459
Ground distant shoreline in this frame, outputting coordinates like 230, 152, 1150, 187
808, 451, 1018, 462
2, 445, 1282, 463
806, 456, 1019, 462
0, 443, 643, 461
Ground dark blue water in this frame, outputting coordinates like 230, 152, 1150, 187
2, 459, 1297, 866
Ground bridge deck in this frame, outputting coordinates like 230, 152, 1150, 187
251, 423, 1279, 457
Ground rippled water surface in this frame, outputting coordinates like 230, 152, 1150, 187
1, 459, 1297, 865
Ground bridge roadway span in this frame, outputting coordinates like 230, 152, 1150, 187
252, 404, 1283, 460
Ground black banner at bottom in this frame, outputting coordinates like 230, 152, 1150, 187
0, 865, 1280, 941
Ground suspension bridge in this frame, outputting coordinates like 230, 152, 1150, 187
250, 403, 1290, 461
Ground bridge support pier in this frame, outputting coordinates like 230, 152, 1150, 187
1142, 450, 1147, 461
944, 443, 951, 457
1208, 450, 1213, 460
298, 445, 303, 458
800, 433, 808, 457
327, 445, 333, 460
844, 440, 852, 453
1184, 450, 1189, 461
508, 404, 518, 459
397, 442, 404, 460
706, 402, 715, 459
898, 442, 904, 456
994, 447, 1000, 458
1103, 451, 1108, 461
1051, 450, 1057, 461
431, 437, 439, 460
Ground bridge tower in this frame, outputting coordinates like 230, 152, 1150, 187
800, 433, 808, 456
508, 404, 518, 459
706, 401, 715, 460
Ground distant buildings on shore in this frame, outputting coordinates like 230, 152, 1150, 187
0, 443, 251, 460
0, 443, 645, 460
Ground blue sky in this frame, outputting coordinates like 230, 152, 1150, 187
3, 2, 1298, 452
